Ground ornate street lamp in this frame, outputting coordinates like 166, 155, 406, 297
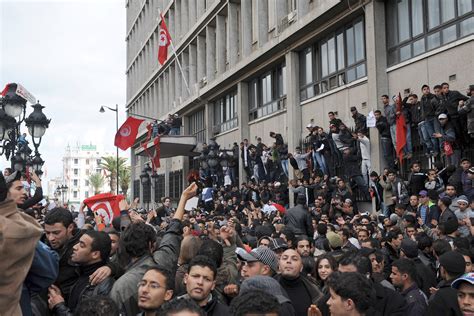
31, 152, 45, 176
140, 165, 151, 186
11, 152, 25, 172
0, 109, 16, 141
25, 102, 51, 151
2, 83, 26, 118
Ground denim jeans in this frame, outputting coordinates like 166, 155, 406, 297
389, 123, 412, 154
419, 118, 439, 154
312, 151, 328, 175
169, 127, 180, 135
280, 159, 289, 178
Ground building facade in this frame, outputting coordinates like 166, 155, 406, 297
61, 144, 113, 205
126, 0, 474, 203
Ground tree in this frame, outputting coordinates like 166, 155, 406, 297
119, 166, 131, 196
100, 156, 128, 194
88, 173, 105, 195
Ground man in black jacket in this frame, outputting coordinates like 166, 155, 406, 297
44, 208, 83, 302
420, 85, 439, 156
374, 110, 396, 169
276, 249, 322, 316
426, 251, 464, 316
442, 82, 469, 149
182, 255, 229, 316
48, 230, 114, 315
350, 106, 368, 135
283, 194, 313, 238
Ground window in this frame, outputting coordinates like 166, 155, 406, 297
73, 169, 78, 176
96, 159, 101, 165
386, 0, 473, 66
187, 109, 206, 143
74, 159, 78, 165
299, 18, 366, 101
85, 180, 89, 187
86, 169, 90, 176
169, 170, 183, 200
86, 159, 89, 165
85, 191, 89, 198
73, 179, 78, 187
133, 179, 140, 199
214, 90, 238, 134
73, 191, 78, 198
249, 62, 287, 121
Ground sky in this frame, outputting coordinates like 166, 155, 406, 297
0, 0, 128, 190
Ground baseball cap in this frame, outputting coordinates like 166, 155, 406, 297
236, 246, 279, 273
438, 113, 448, 119
419, 190, 428, 197
452, 272, 474, 289
468, 167, 474, 174
306, 123, 314, 129
270, 238, 288, 251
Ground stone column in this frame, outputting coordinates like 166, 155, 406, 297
237, 82, 250, 186
285, 51, 301, 206
365, 1, 388, 173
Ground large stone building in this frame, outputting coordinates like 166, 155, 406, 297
126, 0, 474, 204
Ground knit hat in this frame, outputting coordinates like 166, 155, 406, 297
438, 113, 448, 119
240, 276, 291, 304
452, 272, 474, 289
439, 251, 466, 276
457, 195, 469, 204
400, 239, 418, 258
237, 246, 279, 273
327, 231, 343, 249
270, 238, 288, 251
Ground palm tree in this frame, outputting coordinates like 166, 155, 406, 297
89, 173, 105, 195
100, 156, 128, 194
119, 166, 131, 196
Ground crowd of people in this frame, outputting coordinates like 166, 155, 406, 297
152, 113, 182, 137
1, 82, 474, 316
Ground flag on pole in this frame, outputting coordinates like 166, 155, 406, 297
152, 136, 161, 169
83, 193, 124, 229
158, 13, 171, 65
114, 116, 144, 150
395, 92, 407, 164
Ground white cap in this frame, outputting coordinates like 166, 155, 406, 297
306, 123, 313, 128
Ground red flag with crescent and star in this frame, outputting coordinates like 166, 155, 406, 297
114, 116, 144, 150
158, 13, 171, 65
395, 92, 407, 165
83, 193, 124, 229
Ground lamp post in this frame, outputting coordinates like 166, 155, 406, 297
140, 164, 152, 208
56, 184, 68, 205
0, 83, 50, 173
100, 104, 119, 195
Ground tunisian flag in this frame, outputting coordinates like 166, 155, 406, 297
158, 13, 171, 65
84, 193, 124, 229
114, 116, 144, 150
395, 92, 407, 164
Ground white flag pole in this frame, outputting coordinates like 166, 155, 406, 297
158, 9, 192, 98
